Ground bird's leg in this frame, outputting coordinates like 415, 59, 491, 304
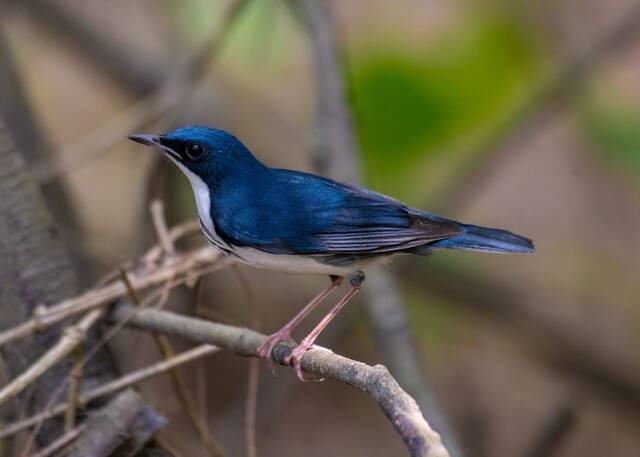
286, 271, 365, 381
257, 275, 343, 367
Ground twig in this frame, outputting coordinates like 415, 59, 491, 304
112, 305, 451, 457
231, 265, 260, 457
31, 423, 87, 457
121, 266, 225, 457
18, 282, 208, 457
64, 346, 84, 432
67, 389, 145, 457
151, 199, 176, 256
245, 358, 259, 457
32, 0, 251, 184
0, 345, 218, 439
0, 244, 225, 347
0, 308, 102, 408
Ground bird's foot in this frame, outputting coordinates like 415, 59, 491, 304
257, 329, 294, 374
284, 338, 323, 382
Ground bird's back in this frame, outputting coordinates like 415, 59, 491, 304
210, 167, 463, 256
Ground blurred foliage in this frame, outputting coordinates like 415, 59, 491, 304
581, 98, 640, 181
169, 0, 297, 68
348, 14, 543, 205
404, 283, 465, 349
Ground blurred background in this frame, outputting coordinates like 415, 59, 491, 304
1, 0, 640, 456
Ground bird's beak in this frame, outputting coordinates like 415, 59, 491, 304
127, 134, 161, 147
128, 133, 181, 161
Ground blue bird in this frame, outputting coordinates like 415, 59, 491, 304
129, 125, 534, 379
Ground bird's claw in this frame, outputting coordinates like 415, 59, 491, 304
285, 340, 324, 382
257, 331, 293, 375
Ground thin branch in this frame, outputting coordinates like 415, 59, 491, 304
0, 308, 102, 408
122, 263, 225, 457
245, 358, 259, 457
67, 389, 146, 457
230, 265, 260, 457
31, 424, 87, 457
151, 199, 176, 256
0, 244, 226, 347
111, 305, 451, 457
0, 345, 218, 439
64, 346, 83, 432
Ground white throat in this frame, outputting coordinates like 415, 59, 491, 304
170, 159, 213, 231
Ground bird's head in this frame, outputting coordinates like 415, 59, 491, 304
128, 125, 263, 186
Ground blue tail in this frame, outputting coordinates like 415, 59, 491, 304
431, 223, 534, 254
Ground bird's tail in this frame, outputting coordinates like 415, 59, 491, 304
430, 223, 534, 254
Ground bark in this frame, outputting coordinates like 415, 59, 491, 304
0, 120, 114, 443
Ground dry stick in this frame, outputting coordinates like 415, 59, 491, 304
151, 199, 176, 256
31, 423, 87, 457
114, 306, 450, 457
0, 308, 102, 408
68, 389, 144, 457
0, 244, 224, 348
33, 0, 252, 184
121, 266, 225, 457
245, 359, 259, 457
147, 201, 225, 457
231, 265, 260, 457
17, 263, 218, 457
0, 345, 218, 439
64, 346, 83, 432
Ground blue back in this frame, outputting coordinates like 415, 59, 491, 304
211, 167, 460, 254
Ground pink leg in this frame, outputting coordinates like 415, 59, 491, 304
257, 276, 343, 366
285, 272, 365, 381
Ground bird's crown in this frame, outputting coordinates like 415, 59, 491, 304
130, 125, 265, 186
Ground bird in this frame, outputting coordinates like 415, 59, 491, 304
129, 125, 534, 380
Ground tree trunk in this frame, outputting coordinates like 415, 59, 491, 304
0, 119, 115, 444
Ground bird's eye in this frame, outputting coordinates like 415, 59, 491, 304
186, 143, 204, 160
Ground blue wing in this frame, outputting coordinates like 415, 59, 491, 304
211, 168, 462, 255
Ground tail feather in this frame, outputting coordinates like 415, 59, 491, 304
431, 223, 534, 254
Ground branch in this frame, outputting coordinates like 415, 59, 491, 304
0, 345, 218, 439
0, 242, 225, 348
31, 424, 86, 457
111, 305, 450, 457
0, 308, 102, 408
68, 389, 159, 457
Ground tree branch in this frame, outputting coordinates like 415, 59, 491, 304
0, 345, 218, 439
0, 243, 225, 348
0, 308, 102, 408
111, 305, 450, 457
68, 389, 161, 457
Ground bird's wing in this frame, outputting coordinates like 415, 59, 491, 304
214, 169, 463, 255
